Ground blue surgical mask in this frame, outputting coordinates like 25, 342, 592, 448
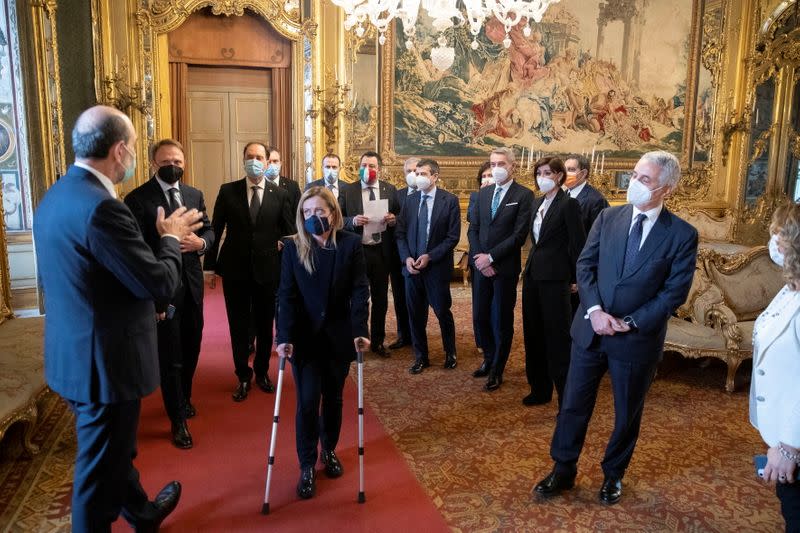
304, 214, 330, 236
244, 159, 264, 179
121, 143, 136, 183
265, 163, 280, 179
323, 168, 339, 184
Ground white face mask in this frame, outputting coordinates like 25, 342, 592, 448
415, 175, 432, 191
491, 166, 509, 184
627, 178, 663, 207
481, 176, 496, 187
322, 168, 338, 184
537, 177, 556, 194
769, 234, 785, 267
406, 171, 418, 188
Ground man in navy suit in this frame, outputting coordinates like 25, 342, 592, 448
396, 158, 461, 373
305, 153, 343, 201
563, 154, 610, 319
468, 147, 534, 391
125, 139, 214, 449
264, 146, 302, 213
339, 151, 401, 356
534, 151, 698, 505
205, 142, 296, 402
34, 105, 204, 531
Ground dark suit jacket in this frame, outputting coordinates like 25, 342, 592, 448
523, 189, 586, 283
396, 188, 461, 279
396, 186, 416, 213
467, 180, 535, 277
571, 204, 698, 361
275, 175, 302, 214
339, 180, 401, 262
124, 177, 214, 310
573, 182, 609, 235
276, 231, 370, 362
466, 191, 479, 225
33, 165, 183, 403
205, 177, 296, 285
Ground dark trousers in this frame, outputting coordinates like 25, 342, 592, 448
389, 259, 411, 342
291, 356, 351, 469
522, 278, 573, 405
363, 244, 389, 346
67, 399, 160, 532
550, 340, 658, 479
470, 265, 483, 349
778, 480, 800, 533
405, 271, 456, 362
473, 270, 518, 377
221, 276, 276, 382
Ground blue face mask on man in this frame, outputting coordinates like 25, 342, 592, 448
265, 163, 280, 179
244, 159, 264, 179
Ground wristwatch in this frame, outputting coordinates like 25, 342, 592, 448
622, 315, 637, 329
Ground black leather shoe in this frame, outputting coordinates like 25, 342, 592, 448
444, 354, 457, 369
388, 338, 410, 350
472, 361, 490, 378
371, 344, 391, 357
296, 467, 316, 499
409, 360, 430, 374
522, 393, 552, 406
484, 373, 503, 391
533, 471, 575, 498
232, 381, 251, 402
140, 481, 181, 532
171, 421, 193, 449
183, 402, 196, 419
255, 375, 275, 393
320, 450, 344, 478
599, 477, 622, 505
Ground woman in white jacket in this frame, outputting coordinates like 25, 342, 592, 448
751, 202, 800, 532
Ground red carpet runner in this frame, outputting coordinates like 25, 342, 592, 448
114, 286, 449, 532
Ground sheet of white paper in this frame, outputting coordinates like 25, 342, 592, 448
363, 198, 388, 234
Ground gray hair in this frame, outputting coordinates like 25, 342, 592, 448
403, 157, 420, 173
491, 147, 516, 165
640, 150, 681, 188
72, 109, 131, 159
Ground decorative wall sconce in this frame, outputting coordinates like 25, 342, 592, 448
720, 110, 749, 167
102, 59, 151, 116
314, 80, 356, 151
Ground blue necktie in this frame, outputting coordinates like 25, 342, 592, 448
623, 213, 647, 275
491, 187, 502, 219
416, 194, 429, 256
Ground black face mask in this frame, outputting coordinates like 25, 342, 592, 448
157, 165, 184, 184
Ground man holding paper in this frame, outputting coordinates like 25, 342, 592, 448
339, 151, 401, 357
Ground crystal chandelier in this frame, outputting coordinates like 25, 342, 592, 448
330, 0, 561, 70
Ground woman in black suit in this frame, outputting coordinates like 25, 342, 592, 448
521, 157, 586, 408
468, 162, 493, 354
276, 187, 370, 500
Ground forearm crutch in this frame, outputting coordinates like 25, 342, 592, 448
262, 354, 287, 515
357, 349, 366, 503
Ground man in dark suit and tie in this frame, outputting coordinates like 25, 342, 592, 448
396, 158, 461, 373
339, 150, 401, 356
34, 105, 203, 531
563, 154, 610, 318
305, 153, 343, 201
534, 151, 698, 505
264, 146, 302, 213
468, 147, 534, 391
125, 139, 214, 449
205, 142, 296, 402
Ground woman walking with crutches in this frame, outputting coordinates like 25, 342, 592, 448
275, 186, 370, 500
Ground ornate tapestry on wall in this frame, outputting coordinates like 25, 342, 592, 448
391, 0, 693, 159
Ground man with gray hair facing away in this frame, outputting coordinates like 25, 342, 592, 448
534, 151, 698, 506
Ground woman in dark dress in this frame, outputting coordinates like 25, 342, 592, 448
276, 186, 370, 500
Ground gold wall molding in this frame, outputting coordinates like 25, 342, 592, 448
0, 185, 12, 324
92, 0, 310, 187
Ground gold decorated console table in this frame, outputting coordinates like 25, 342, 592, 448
665, 243, 784, 392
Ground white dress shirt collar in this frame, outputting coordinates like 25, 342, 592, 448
75, 162, 117, 199
632, 203, 663, 225
569, 180, 587, 198
360, 179, 380, 190
155, 175, 180, 193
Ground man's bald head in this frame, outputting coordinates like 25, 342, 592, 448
72, 105, 134, 160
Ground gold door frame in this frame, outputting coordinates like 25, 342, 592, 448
90, 0, 316, 186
